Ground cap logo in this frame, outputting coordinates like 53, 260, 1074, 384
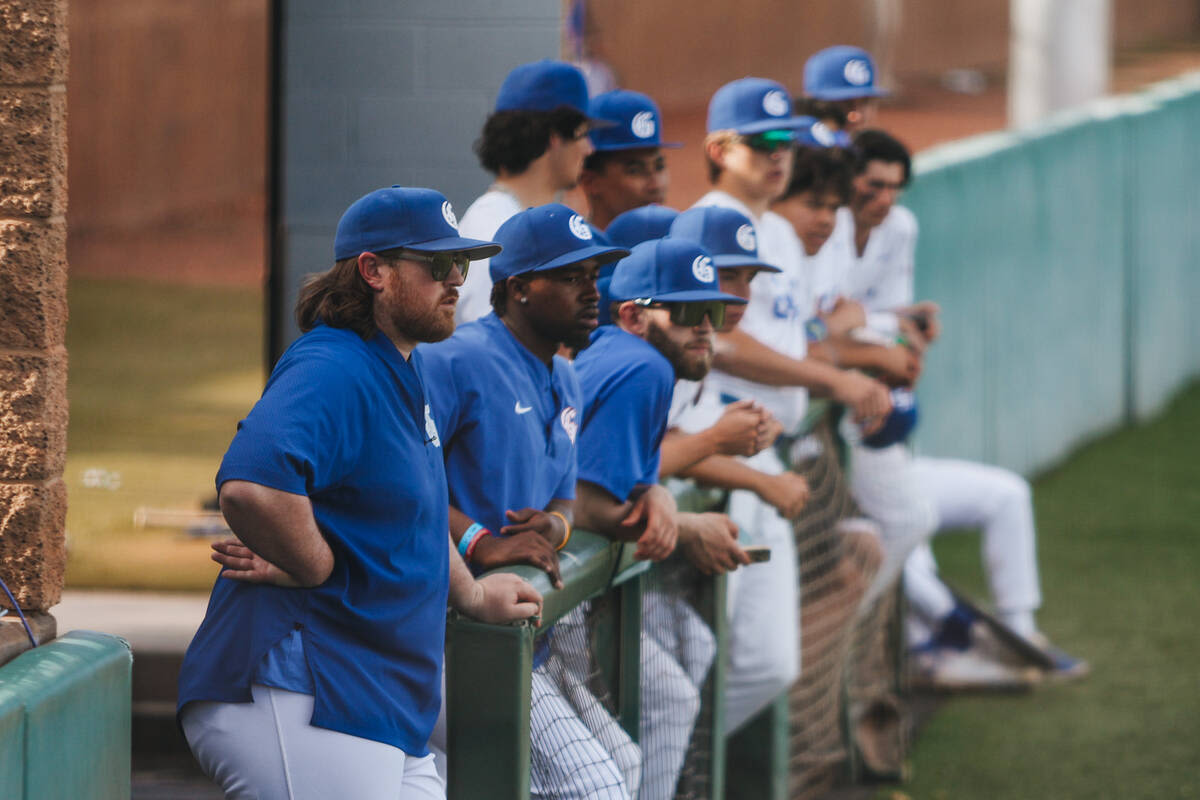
843, 59, 871, 86
762, 90, 789, 117
735, 223, 757, 252
560, 406, 578, 444
568, 214, 593, 240
441, 201, 459, 230
810, 120, 836, 146
692, 255, 715, 283
630, 110, 656, 139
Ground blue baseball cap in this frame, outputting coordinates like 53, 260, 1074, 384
605, 204, 680, 249
609, 238, 747, 306
803, 46, 889, 101
668, 207, 781, 273
490, 203, 628, 282
796, 118, 853, 148
493, 60, 615, 128
862, 388, 919, 448
707, 77, 812, 135
589, 90, 682, 152
334, 187, 501, 261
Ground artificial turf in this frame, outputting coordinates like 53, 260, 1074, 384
877, 381, 1200, 800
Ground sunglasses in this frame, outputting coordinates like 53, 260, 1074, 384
640, 300, 727, 328
394, 250, 472, 282
740, 129, 796, 154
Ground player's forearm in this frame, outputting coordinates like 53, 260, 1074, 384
659, 429, 722, 478
713, 328, 841, 395
218, 480, 334, 586
447, 533, 481, 611
573, 480, 643, 542
677, 454, 772, 495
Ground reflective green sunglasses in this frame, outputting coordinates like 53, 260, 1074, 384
642, 300, 727, 328
395, 250, 472, 281
741, 129, 795, 154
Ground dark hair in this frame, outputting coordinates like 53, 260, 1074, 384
295, 257, 377, 339
793, 97, 850, 129
582, 149, 618, 173
489, 277, 510, 316
781, 146, 854, 204
851, 128, 912, 186
475, 106, 589, 175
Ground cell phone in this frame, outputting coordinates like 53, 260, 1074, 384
743, 545, 771, 563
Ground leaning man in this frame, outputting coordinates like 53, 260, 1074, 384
177, 186, 543, 799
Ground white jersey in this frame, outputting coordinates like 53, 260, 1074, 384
807, 222, 856, 316
667, 379, 724, 434
456, 189, 523, 324
693, 190, 811, 435
834, 205, 918, 338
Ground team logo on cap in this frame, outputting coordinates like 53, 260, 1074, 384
692, 255, 715, 283
630, 111, 656, 139
568, 214, 593, 241
843, 59, 872, 86
424, 403, 441, 448
810, 121, 836, 147
762, 90, 789, 117
560, 406, 578, 444
441, 201, 459, 230
735, 224, 757, 252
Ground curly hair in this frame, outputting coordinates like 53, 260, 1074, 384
475, 106, 589, 175
781, 146, 854, 204
851, 128, 912, 186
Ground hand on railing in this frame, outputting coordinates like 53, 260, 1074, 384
675, 512, 750, 575
622, 485, 678, 561
460, 573, 544, 627
472, 528, 563, 590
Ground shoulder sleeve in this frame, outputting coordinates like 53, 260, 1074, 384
216, 349, 366, 496
577, 351, 673, 501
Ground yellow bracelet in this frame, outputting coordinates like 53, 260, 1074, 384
548, 511, 572, 551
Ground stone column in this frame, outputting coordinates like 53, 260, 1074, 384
0, 0, 69, 643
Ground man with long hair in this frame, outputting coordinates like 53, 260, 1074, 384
178, 187, 542, 799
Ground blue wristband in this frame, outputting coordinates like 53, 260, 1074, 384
458, 523, 485, 558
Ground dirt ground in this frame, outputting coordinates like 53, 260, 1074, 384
66, 41, 1200, 292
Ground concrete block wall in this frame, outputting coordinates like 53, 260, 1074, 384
0, 0, 69, 615
273, 0, 562, 351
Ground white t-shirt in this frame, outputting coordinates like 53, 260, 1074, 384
667, 379, 725, 435
693, 190, 811, 435
456, 189, 523, 324
806, 223, 855, 316
834, 205, 918, 337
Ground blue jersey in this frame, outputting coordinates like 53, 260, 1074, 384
421, 313, 580, 534
574, 326, 675, 500
177, 325, 450, 756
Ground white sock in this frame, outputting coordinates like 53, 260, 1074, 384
1000, 610, 1037, 639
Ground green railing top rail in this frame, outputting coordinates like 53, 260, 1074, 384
478, 531, 650, 629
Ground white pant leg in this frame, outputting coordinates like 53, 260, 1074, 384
902, 542, 957, 645
427, 672, 448, 786
528, 664, 636, 800
181, 684, 443, 800
847, 442, 939, 601
638, 611, 704, 800
911, 457, 1042, 614
642, 590, 716, 690
722, 486, 800, 735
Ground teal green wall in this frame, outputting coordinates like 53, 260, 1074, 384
905, 73, 1200, 475
0, 631, 133, 800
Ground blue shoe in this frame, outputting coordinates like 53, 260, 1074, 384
1029, 634, 1090, 681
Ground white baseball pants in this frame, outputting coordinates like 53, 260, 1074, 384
181, 684, 443, 800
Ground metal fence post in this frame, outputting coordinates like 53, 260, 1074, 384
445, 614, 535, 800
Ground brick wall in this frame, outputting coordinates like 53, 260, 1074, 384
0, 0, 69, 611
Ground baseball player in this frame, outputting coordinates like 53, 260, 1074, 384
181, 187, 541, 799
693, 77, 893, 452
457, 60, 604, 323
579, 89, 680, 231
421, 203, 640, 798
574, 238, 750, 800
662, 205, 813, 733
797, 45, 889, 138
837, 128, 1087, 682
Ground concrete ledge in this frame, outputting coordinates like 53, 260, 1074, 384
0, 610, 55, 667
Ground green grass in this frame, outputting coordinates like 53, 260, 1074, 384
64, 278, 264, 589
876, 381, 1200, 800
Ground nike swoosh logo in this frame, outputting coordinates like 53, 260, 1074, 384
515, 402, 533, 414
